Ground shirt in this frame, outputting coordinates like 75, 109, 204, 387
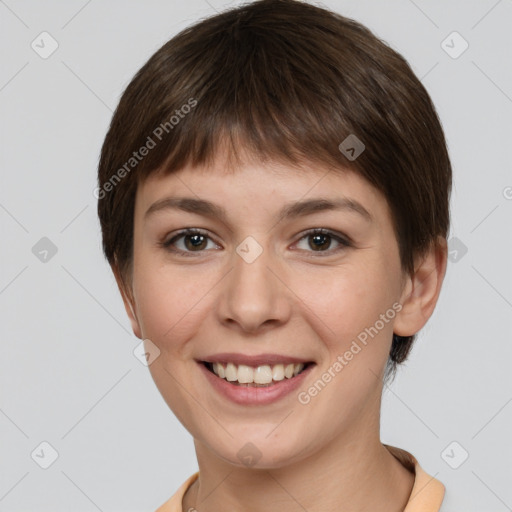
155, 444, 446, 512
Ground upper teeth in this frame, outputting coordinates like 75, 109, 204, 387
211, 362, 305, 384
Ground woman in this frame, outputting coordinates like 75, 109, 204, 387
97, 1, 452, 510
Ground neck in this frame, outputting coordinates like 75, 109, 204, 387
182, 406, 414, 512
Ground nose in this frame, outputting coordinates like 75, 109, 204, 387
216, 239, 292, 334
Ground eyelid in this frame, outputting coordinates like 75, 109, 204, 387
296, 227, 352, 246
161, 228, 220, 256
292, 228, 352, 257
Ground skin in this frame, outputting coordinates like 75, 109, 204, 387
114, 149, 447, 512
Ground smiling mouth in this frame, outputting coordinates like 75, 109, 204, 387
201, 361, 314, 387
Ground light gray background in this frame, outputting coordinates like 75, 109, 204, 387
1, 0, 511, 511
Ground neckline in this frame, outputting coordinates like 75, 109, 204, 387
383, 444, 445, 510
156, 444, 445, 511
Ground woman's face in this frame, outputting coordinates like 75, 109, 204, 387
123, 153, 411, 469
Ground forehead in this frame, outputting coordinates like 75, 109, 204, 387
135, 150, 392, 229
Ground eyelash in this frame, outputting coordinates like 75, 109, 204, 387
160, 228, 352, 258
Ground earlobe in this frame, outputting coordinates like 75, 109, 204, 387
393, 236, 448, 337
112, 263, 143, 340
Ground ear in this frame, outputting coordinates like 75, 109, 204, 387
393, 236, 448, 337
112, 262, 142, 339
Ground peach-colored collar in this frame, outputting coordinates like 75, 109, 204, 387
383, 444, 445, 511
155, 445, 445, 512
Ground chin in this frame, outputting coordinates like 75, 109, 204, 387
205, 432, 308, 470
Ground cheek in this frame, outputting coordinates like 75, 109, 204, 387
292, 266, 398, 387
132, 260, 217, 349
293, 262, 394, 340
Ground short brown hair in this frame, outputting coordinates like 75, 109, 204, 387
97, 0, 452, 382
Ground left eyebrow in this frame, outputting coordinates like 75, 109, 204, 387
144, 196, 373, 223
276, 197, 373, 223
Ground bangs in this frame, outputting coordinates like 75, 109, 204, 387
129, 13, 369, 180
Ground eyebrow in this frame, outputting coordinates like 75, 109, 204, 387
144, 196, 373, 224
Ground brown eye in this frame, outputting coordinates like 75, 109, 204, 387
182, 233, 208, 251
295, 229, 351, 255
162, 229, 219, 256
308, 232, 332, 251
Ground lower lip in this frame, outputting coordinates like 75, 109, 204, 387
198, 362, 315, 406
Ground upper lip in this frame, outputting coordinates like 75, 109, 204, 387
199, 353, 314, 367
